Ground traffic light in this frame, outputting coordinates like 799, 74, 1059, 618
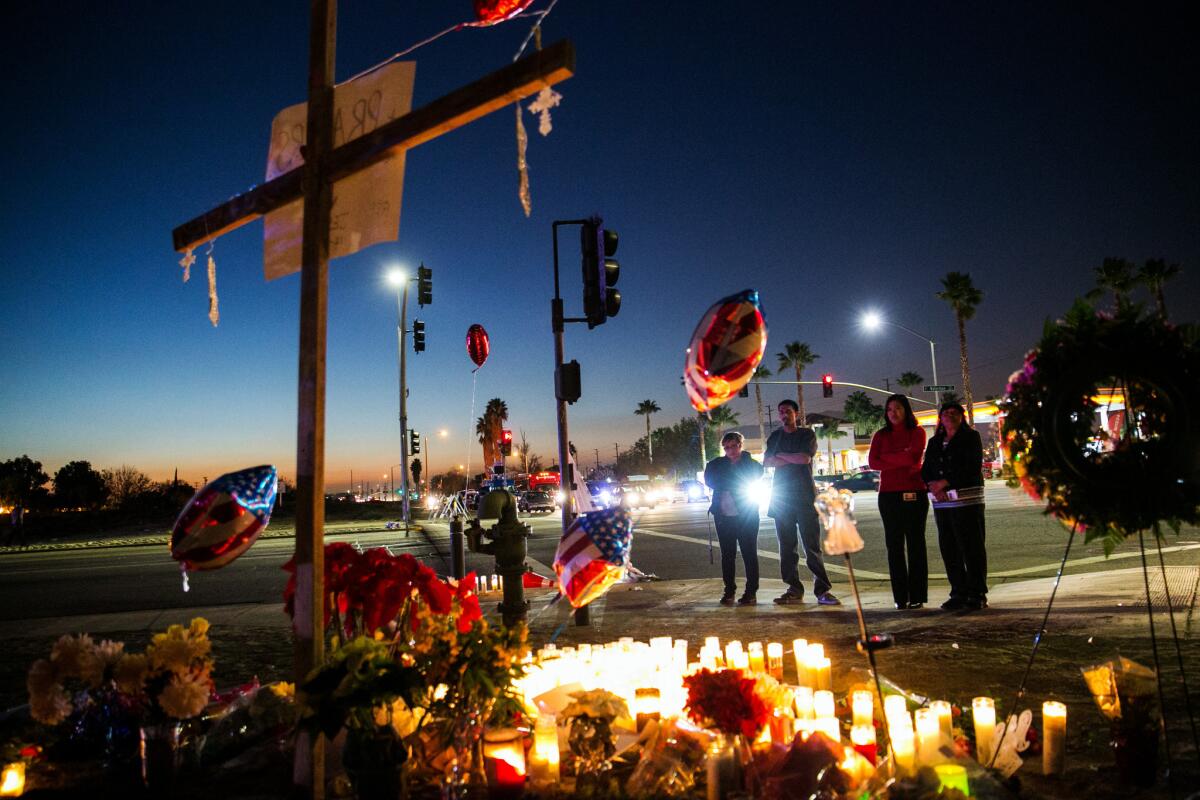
410, 430, 421, 455
822, 374, 834, 398
412, 319, 426, 353
581, 217, 620, 328
417, 265, 432, 306
500, 429, 513, 457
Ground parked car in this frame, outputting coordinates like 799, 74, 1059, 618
814, 473, 845, 487
518, 490, 556, 514
832, 470, 881, 492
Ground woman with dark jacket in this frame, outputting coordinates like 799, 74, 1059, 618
704, 431, 765, 606
868, 394, 929, 609
921, 401, 987, 611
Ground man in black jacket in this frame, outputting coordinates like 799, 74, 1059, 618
705, 431, 765, 606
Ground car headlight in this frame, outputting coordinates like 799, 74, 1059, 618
424, 495, 439, 509
745, 481, 772, 509
687, 486, 702, 499
599, 490, 612, 505
555, 491, 565, 503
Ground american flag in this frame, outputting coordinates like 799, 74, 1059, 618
553, 505, 633, 608
171, 465, 277, 571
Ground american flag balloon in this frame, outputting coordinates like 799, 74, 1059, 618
683, 289, 767, 412
171, 465, 278, 571
553, 506, 633, 608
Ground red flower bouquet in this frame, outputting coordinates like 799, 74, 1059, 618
683, 668, 771, 739
283, 543, 472, 643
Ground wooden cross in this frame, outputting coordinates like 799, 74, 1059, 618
171, 3, 573, 796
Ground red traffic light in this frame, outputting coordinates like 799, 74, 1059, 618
821, 374, 834, 398
501, 429, 513, 444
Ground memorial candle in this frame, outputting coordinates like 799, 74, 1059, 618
850, 724, 877, 764
915, 707, 940, 765
891, 715, 916, 771
884, 694, 907, 723
814, 690, 836, 720
814, 657, 832, 691
972, 697, 996, 765
766, 642, 784, 679
794, 686, 815, 720
931, 699, 953, 740
1042, 701, 1067, 776
482, 728, 526, 796
748, 642, 765, 674
791, 638, 809, 685
529, 715, 560, 784
0, 763, 24, 798
852, 690, 874, 727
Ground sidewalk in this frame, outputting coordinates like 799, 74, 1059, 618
4, 564, 1193, 645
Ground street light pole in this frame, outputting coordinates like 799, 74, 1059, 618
861, 312, 941, 407
390, 272, 412, 532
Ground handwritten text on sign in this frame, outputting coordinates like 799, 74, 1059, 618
263, 62, 416, 281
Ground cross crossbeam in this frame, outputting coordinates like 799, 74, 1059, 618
172, 39, 575, 253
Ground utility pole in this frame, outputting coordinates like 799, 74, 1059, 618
392, 276, 412, 532
614, 443, 619, 463
594, 448, 600, 474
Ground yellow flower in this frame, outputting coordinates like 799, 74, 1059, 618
158, 671, 211, 719
114, 653, 149, 695
188, 617, 210, 637
27, 659, 71, 725
148, 622, 211, 672
269, 682, 295, 699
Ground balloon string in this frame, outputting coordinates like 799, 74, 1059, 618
465, 370, 478, 493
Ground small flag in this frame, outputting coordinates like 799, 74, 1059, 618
553, 505, 632, 608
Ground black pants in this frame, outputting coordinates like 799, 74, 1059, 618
771, 503, 831, 597
878, 492, 929, 605
714, 513, 760, 597
934, 504, 987, 602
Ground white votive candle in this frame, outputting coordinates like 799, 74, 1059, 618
884, 694, 907, 722
814, 690, 836, 719
794, 686, 815, 720
891, 714, 916, 771
791, 638, 808, 684
852, 690, 874, 728
1042, 701, 1067, 776
931, 699, 953, 740
915, 707, 940, 765
766, 642, 784, 679
973, 697, 996, 765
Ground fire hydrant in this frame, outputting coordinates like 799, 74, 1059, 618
465, 488, 531, 626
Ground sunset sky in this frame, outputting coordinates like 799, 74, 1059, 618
2, 2, 1196, 489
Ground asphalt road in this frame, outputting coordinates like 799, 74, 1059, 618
1, 482, 1197, 621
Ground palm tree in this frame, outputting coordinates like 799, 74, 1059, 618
777, 341, 819, 427
475, 416, 494, 467
634, 400, 661, 464
937, 272, 983, 425
814, 417, 843, 476
1088, 257, 1138, 309
1139, 258, 1180, 318
752, 365, 771, 447
896, 371, 924, 396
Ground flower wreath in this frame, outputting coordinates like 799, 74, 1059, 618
1001, 301, 1200, 550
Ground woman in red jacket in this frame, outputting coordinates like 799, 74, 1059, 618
868, 394, 929, 609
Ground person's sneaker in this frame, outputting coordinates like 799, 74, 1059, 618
773, 591, 805, 605
963, 598, 989, 611
736, 595, 757, 606
907, 602, 925, 610
816, 592, 841, 606
940, 598, 967, 611
719, 594, 736, 607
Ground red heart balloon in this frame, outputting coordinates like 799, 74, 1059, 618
466, 324, 490, 368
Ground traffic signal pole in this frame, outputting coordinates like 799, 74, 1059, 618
552, 219, 589, 626
395, 281, 411, 532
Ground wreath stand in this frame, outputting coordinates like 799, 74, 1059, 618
994, 303, 1200, 795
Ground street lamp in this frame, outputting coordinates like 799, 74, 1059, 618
387, 267, 412, 529
860, 310, 941, 406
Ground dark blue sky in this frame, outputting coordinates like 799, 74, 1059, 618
2, 2, 1196, 487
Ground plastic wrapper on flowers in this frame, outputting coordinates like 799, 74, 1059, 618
626, 716, 715, 797
753, 730, 844, 800
200, 681, 297, 775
